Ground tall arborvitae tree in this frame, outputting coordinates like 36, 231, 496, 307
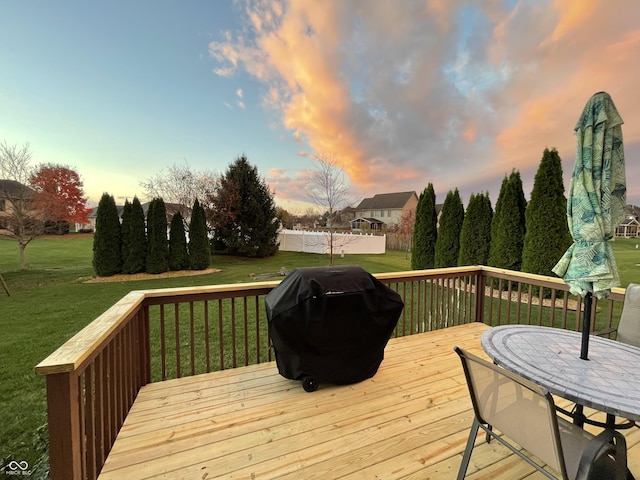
489, 170, 527, 272
123, 196, 147, 274
146, 197, 169, 274
92, 193, 121, 276
209, 155, 279, 257
188, 198, 210, 270
434, 188, 465, 268
459, 192, 493, 266
411, 183, 437, 269
522, 148, 572, 277
169, 211, 189, 271
120, 199, 132, 272
490, 175, 508, 260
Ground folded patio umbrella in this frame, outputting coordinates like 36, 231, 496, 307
552, 91, 626, 360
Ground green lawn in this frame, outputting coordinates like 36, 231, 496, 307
1, 234, 638, 474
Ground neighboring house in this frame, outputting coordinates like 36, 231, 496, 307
0, 179, 38, 232
615, 205, 640, 238
351, 191, 419, 230
616, 217, 639, 238
75, 207, 97, 232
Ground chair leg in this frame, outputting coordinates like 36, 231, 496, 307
457, 419, 481, 480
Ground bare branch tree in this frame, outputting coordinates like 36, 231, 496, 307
307, 153, 359, 264
140, 161, 218, 219
308, 153, 354, 228
0, 141, 44, 269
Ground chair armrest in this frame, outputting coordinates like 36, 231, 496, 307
575, 429, 627, 480
594, 327, 617, 338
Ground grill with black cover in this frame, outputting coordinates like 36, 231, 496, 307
265, 265, 404, 392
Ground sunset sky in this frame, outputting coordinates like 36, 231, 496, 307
1, 0, 639, 212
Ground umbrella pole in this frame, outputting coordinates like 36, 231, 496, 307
580, 292, 593, 360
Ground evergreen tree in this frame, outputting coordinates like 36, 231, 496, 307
411, 183, 437, 269
489, 170, 527, 272
458, 192, 493, 266
123, 196, 147, 274
209, 155, 279, 257
522, 148, 572, 277
92, 193, 121, 276
146, 197, 169, 274
169, 211, 189, 271
490, 175, 508, 261
434, 188, 465, 268
120, 199, 132, 271
188, 198, 210, 270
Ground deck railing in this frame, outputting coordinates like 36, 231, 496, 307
35, 265, 626, 480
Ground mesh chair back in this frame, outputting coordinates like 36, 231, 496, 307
617, 283, 640, 347
457, 348, 566, 475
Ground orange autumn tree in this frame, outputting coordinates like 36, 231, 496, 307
30, 164, 90, 231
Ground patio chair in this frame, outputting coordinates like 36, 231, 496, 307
598, 283, 640, 347
585, 283, 640, 430
454, 347, 628, 480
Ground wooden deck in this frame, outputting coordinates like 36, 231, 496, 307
98, 323, 640, 479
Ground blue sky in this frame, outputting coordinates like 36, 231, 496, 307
2, 1, 639, 211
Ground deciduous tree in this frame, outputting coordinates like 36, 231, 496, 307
29, 163, 89, 227
0, 141, 43, 270
306, 153, 358, 264
141, 161, 217, 221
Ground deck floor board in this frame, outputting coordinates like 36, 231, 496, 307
98, 323, 639, 479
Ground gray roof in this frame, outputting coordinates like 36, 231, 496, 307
0, 179, 36, 198
356, 191, 416, 210
351, 217, 385, 225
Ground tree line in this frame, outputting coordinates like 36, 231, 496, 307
0, 141, 90, 270
411, 148, 573, 281
93, 155, 280, 276
93, 195, 211, 276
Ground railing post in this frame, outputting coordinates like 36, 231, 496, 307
46, 372, 83, 480
475, 271, 486, 324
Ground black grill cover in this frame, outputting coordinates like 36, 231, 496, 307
265, 265, 404, 386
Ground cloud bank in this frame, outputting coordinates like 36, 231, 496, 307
210, 0, 640, 206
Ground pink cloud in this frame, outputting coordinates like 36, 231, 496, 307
211, 0, 640, 206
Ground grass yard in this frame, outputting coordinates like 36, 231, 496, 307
0, 234, 638, 475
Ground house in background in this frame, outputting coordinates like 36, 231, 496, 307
351, 191, 418, 230
615, 204, 640, 238
0, 179, 38, 232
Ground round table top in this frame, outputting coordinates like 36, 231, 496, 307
481, 324, 640, 422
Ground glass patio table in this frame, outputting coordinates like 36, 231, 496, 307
481, 325, 640, 425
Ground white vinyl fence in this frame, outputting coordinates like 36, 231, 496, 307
278, 229, 386, 254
